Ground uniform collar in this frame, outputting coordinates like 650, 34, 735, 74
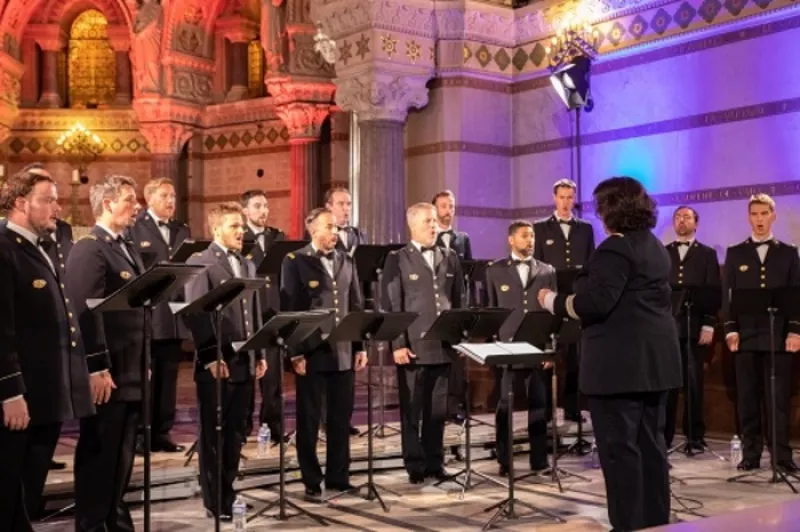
5, 220, 40, 246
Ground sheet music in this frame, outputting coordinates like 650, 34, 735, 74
453, 342, 544, 365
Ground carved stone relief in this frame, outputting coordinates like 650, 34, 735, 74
334, 72, 430, 122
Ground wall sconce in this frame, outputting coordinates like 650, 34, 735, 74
546, 0, 603, 68
313, 23, 338, 65
56, 123, 103, 175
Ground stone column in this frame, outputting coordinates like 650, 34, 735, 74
108, 28, 132, 106
275, 101, 331, 237
335, 73, 431, 243
38, 48, 63, 108
226, 40, 250, 101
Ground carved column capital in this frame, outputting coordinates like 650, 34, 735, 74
216, 16, 259, 43
107, 25, 131, 52
265, 77, 336, 107
26, 24, 68, 51
334, 70, 430, 122
139, 123, 194, 155
275, 102, 331, 142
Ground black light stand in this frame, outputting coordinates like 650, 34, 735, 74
727, 288, 800, 493
233, 310, 332, 525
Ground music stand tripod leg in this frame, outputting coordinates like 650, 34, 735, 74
242, 342, 330, 525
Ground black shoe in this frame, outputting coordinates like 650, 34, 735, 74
778, 460, 800, 473
425, 468, 450, 482
326, 482, 356, 492
152, 438, 186, 453
304, 485, 322, 499
498, 464, 508, 477
737, 459, 760, 471
408, 472, 425, 484
49, 459, 66, 471
349, 425, 361, 436
205, 509, 232, 522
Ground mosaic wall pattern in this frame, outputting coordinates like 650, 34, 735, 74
8, 133, 150, 155
201, 125, 290, 153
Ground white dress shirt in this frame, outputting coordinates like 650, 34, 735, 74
675, 237, 695, 261
97, 223, 135, 265
6, 220, 55, 273
511, 252, 532, 285
215, 242, 242, 278
411, 240, 435, 271
436, 226, 453, 250
148, 209, 170, 244
752, 234, 773, 263
311, 243, 335, 278
555, 212, 573, 239
247, 222, 266, 252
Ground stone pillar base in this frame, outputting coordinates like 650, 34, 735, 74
39, 92, 62, 108
225, 85, 249, 102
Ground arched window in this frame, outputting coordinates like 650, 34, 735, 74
68, 9, 116, 108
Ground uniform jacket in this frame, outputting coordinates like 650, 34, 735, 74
436, 229, 473, 260
279, 244, 364, 372
244, 224, 285, 312
381, 244, 465, 365
533, 214, 595, 270
184, 243, 265, 383
66, 225, 147, 402
126, 209, 192, 340
665, 239, 721, 339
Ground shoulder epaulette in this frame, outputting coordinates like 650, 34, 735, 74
77, 234, 97, 241
287, 252, 295, 259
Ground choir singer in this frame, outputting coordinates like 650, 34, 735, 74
538, 176, 681, 532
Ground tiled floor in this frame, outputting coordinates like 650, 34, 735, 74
38, 364, 800, 531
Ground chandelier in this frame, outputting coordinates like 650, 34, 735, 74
546, 0, 603, 67
56, 122, 103, 171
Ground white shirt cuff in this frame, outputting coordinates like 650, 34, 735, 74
3, 395, 23, 404
725, 332, 738, 339
701, 326, 714, 333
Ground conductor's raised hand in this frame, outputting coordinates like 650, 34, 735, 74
393, 347, 416, 365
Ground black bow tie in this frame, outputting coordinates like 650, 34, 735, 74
157, 221, 169, 228
227, 250, 242, 260
337, 226, 350, 232
37, 237, 55, 250
557, 219, 572, 225
317, 250, 334, 261
440, 230, 454, 237
677, 242, 691, 247
512, 259, 532, 266
420, 245, 436, 253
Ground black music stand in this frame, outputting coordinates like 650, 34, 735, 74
727, 288, 800, 493
553, 268, 592, 456
322, 311, 418, 511
461, 259, 491, 308
233, 310, 333, 526
456, 342, 565, 529
669, 285, 725, 460
167, 239, 212, 263
87, 263, 204, 532
513, 311, 589, 490
255, 240, 309, 278
425, 308, 513, 495
354, 244, 405, 439
172, 277, 266, 532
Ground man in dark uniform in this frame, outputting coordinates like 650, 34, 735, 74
127, 177, 190, 453
724, 194, 800, 472
432, 190, 473, 425
381, 202, 465, 483
321, 187, 365, 436
184, 202, 267, 520
533, 178, 595, 425
0, 167, 98, 531
66, 174, 145, 532
486, 220, 555, 476
280, 207, 367, 497
664, 206, 720, 451
240, 189, 285, 438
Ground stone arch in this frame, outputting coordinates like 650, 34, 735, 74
161, 0, 260, 59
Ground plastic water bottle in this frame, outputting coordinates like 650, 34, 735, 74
257, 424, 271, 458
730, 435, 742, 467
232, 496, 247, 531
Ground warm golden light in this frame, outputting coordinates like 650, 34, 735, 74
547, 0, 603, 67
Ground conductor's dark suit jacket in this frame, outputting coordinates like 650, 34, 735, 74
0, 224, 99, 424
184, 243, 265, 383
66, 226, 147, 402
534, 215, 595, 270
381, 244, 465, 365
665, 240, 721, 340
553, 230, 681, 396
723, 238, 800, 352
126, 209, 192, 341
279, 244, 364, 372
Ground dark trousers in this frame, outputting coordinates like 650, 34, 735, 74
0, 422, 61, 532
447, 357, 466, 417
258, 348, 282, 434
563, 343, 581, 419
151, 340, 182, 439
735, 350, 793, 463
494, 368, 549, 470
665, 341, 707, 446
588, 391, 670, 531
317, 375, 357, 430
196, 378, 252, 514
75, 401, 140, 532
396, 364, 449, 475
295, 370, 355, 488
